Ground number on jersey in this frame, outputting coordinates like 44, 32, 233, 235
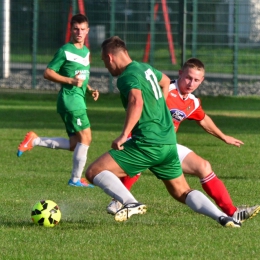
145, 68, 162, 100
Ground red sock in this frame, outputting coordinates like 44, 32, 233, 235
201, 172, 237, 216
120, 174, 141, 190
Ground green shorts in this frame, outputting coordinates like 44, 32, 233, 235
109, 139, 182, 180
59, 109, 90, 136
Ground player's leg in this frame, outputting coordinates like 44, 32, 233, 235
151, 144, 240, 227
118, 135, 141, 191
86, 140, 149, 221
162, 175, 240, 227
107, 174, 141, 214
86, 152, 146, 221
67, 109, 94, 187
107, 134, 142, 214
17, 131, 70, 157
87, 152, 138, 204
17, 110, 85, 157
179, 144, 236, 216
121, 174, 141, 190
179, 144, 260, 222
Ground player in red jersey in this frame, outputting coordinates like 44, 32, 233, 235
107, 58, 260, 223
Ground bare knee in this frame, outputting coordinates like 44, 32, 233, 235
85, 163, 98, 183
189, 158, 212, 178
182, 153, 213, 178
163, 176, 192, 204
199, 159, 213, 177
179, 189, 193, 203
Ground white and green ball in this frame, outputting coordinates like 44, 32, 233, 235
31, 200, 61, 227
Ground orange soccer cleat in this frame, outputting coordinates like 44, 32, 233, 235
68, 178, 94, 188
17, 131, 38, 157
80, 178, 95, 188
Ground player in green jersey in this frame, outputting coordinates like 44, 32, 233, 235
85, 36, 241, 227
17, 14, 98, 188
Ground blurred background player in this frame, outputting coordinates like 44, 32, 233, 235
86, 36, 241, 227
17, 14, 98, 188
107, 58, 260, 223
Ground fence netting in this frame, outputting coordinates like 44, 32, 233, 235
0, 0, 260, 95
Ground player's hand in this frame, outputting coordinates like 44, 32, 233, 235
223, 135, 244, 147
91, 89, 99, 101
73, 72, 84, 87
111, 134, 128, 150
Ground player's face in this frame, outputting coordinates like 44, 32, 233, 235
178, 67, 204, 95
71, 22, 89, 44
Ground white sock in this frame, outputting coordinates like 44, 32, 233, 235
33, 137, 70, 150
93, 170, 138, 205
71, 143, 89, 183
185, 190, 227, 222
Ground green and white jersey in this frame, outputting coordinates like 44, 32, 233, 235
117, 60, 176, 145
47, 42, 90, 113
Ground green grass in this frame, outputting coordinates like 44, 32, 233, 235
1, 93, 260, 259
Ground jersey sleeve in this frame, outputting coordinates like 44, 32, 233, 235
47, 48, 66, 72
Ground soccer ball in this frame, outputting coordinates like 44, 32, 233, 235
31, 200, 61, 227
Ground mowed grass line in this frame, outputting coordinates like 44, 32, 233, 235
1, 92, 260, 259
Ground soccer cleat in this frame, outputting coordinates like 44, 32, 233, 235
218, 216, 241, 228
68, 179, 94, 188
232, 205, 260, 223
114, 202, 147, 222
80, 178, 95, 188
107, 199, 123, 215
17, 131, 38, 157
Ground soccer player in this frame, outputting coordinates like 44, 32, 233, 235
17, 14, 98, 188
107, 58, 260, 223
85, 36, 241, 227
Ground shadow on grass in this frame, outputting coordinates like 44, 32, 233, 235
0, 218, 153, 229
180, 114, 260, 135
0, 109, 125, 132
1, 107, 260, 135
1, 93, 260, 134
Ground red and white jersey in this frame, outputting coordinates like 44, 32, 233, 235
166, 80, 205, 132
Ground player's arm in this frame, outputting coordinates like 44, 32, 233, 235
111, 89, 143, 150
43, 68, 84, 87
87, 85, 99, 101
159, 73, 171, 99
197, 114, 244, 147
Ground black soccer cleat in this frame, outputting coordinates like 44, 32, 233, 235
219, 216, 241, 228
114, 202, 147, 222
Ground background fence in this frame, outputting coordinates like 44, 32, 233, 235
0, 0, 260, 95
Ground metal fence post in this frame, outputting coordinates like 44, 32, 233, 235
32, 0, 38, 89
0, 0, 10, 79
0, 1, 2, 79
149, 0, 155, 67
109, 0, 116, 92
181, 0, 187, 66
72, 0, 77, 14
233, 0, 238, 96
192, 0, 198, 58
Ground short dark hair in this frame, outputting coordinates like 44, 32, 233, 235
70, 13, 89, 27
101, 36, 128, 55
182, 58, 205, 72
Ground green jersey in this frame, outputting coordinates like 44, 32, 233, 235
117, 60, 176, 145
47, 42, 90, 113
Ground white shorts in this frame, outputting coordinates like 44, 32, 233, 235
177, 144, 192, 163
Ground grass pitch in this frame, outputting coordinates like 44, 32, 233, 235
1, 92, 260, 259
